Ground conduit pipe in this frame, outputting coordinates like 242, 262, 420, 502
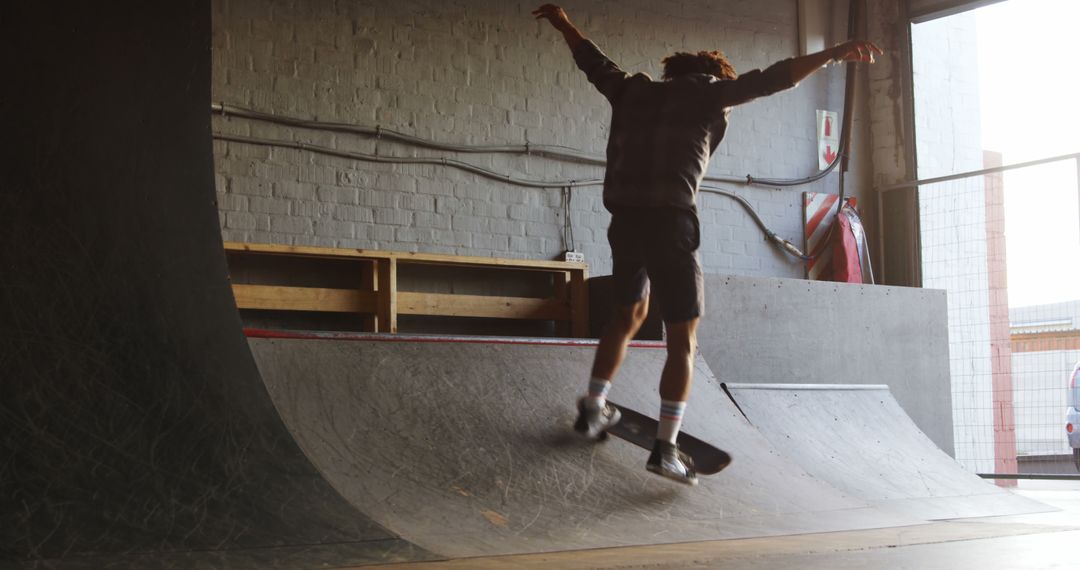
212, 8, 869, 268
213, 103, 609, 167
213, 132, 809, 260
212, 133, 603, 189
213, 103, 754, 186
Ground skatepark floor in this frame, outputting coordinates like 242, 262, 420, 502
375, 480, 1080, 570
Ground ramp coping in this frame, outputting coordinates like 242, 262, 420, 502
244, 327, 667, 348
723, 383, 890, 391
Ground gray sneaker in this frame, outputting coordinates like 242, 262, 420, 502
646, 440, 698, 486
574, 398, 621, 439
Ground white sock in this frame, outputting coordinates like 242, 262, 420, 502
584, 377, 612, 410
657, 399, 687, 444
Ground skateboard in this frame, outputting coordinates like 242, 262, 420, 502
603, 401, 732, 475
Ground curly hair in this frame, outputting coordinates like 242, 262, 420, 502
661, 50, 737, 81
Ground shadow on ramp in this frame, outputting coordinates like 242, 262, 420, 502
1, 2, 432, 567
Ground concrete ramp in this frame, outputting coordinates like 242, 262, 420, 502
696, 274, 955, 455
724, 384, 1050, 520
1, 3, 431, 565
250, 334, 917, 558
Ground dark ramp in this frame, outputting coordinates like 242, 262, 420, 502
249, 335, 918, 558
724, 384, 1050, 520
0, 1, 430, 566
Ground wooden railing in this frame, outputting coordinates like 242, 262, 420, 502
223, 242, 590, 337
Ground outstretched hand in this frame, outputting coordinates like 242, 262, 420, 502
533, 4, 573, 31
532, 4, 584, 50
830, 40, 884, 64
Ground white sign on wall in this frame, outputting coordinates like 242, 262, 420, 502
817, 109, 839, 171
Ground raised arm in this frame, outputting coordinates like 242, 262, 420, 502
789, 39, 883, 85
532, 4, 585, 51
533, 4, 629, 103
710, 39, 883, 110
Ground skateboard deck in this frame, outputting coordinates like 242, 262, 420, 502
604, 401, 732, 475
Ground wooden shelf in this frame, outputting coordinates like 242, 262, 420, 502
224, 242, 589, 337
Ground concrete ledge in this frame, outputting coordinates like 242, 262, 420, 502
698, 274, 954, 455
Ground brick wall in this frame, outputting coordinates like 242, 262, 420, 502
911, 12, 991, 470
211, 0, 868, 278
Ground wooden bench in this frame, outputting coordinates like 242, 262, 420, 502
223, 242, 590, 337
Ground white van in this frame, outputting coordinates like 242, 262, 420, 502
1068, 360, 1080, 472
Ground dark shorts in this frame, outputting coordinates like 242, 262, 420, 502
607, 208, 704, 323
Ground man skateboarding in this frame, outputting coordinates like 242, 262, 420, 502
533, 4, 881, 485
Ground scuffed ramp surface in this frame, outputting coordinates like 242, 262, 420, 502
724, 384, 1050, 520
251, 337, 917, 558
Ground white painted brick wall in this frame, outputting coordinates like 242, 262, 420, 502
911, 13, 992, 472
212, 0, 872, 277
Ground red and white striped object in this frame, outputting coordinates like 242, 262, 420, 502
802, 192, 852, 280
